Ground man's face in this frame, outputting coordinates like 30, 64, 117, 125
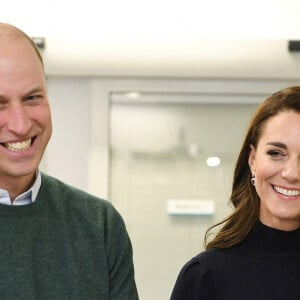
0, 36, 52, 188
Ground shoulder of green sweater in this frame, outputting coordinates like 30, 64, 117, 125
39, 172, 121, 219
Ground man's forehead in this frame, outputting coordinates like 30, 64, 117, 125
0, 23, 25, 41
0, 23, 20, 37
0, 23, 44, 69
0, 26, 30, 52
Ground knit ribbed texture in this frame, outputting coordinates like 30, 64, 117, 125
171, 222, 300, 300
0, 173, 138, 300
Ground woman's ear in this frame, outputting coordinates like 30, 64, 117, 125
248, 144, 256, 175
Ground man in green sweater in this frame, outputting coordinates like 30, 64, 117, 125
0, 23, 138, 299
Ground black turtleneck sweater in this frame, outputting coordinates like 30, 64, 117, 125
171, 222, 300, 300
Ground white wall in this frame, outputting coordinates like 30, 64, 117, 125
42, 77, 91, 191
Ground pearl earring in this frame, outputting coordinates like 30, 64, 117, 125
251, 176, 255, 186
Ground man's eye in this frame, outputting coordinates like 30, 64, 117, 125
0, 99, 9, 109
26, 95, 42, 103
27, 95, 38, 100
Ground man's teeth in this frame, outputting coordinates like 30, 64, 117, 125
274, 186, 300, 196
5, 139, 32, 152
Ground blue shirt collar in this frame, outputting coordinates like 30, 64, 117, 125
0, 170, 41, 206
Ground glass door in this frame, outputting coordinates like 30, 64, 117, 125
109, 92, 257, 300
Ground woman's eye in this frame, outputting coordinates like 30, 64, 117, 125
267, 150, 283, 157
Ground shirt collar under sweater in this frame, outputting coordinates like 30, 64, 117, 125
0, 170, 41, 206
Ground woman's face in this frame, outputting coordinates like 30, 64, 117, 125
248, 111, 300, 231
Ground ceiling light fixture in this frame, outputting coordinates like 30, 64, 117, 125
206, 156, 221, 167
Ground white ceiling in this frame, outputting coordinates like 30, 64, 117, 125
2, 0, 300, 78
3, 0, 300, 39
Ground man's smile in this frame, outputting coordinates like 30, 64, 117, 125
1, 138, 33, 152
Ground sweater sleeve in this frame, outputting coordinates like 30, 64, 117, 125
105, 203, 139, 300
170, 254, 215, 300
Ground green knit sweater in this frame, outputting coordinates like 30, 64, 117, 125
0, 173, 138, 300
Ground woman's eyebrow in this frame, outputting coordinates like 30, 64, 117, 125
266, 142, 287, 149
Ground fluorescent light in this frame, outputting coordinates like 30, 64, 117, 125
125, 92, 141, 99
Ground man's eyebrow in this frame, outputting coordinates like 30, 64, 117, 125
24, 87, 45, 95
266, 142, 287, 149
0, 87, 45, 99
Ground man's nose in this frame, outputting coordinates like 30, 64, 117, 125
7, 104, 31, 135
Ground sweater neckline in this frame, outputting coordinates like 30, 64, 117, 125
0, 176, 47, 217
251, 221, 300, 253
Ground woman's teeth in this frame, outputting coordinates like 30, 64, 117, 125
274, 185, 300, 197
5, 139, 32, 152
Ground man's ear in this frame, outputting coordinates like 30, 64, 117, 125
248, 144, 256, 175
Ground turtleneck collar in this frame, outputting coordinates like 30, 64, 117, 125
249, 221, 300, 254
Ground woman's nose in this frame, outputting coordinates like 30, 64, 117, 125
281, 159, 300, 182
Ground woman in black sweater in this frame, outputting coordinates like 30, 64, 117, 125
171, 86, 300, 300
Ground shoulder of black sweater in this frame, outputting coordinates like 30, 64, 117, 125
171, 230, 261, 300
